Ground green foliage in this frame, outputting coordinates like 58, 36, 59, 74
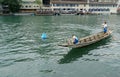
35, 0, 42, 5
2, 0, 21, 13
8, 0, 21, 13
35, 0, 42, 9
0, 0, 4, 3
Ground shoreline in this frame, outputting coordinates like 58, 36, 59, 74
0, 12, 118, 16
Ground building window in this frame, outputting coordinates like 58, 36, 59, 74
56, 4, 60, 6
84, 4, 86, 7
106, 8, 110, 11
25, 6, 28, 8
21, 6, 24, 8
66, 4, 68, 6
53, 4, 56, 6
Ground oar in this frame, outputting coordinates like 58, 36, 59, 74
108, 28, 117, 41
112, 35, 117, 40
67, 38, 73, 45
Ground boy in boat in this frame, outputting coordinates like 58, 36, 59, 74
72, 35, 79, 44
102, 21, 108, 33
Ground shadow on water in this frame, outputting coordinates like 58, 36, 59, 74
58, 37, 111, 64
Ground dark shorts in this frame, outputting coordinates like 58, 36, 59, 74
104, 27, 107, 33
73, 39, 78, 44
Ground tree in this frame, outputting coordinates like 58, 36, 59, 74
0, 0, 3, 4
2, 0, 21, 13
35, 0, 42, 9
8, 0, 21, 13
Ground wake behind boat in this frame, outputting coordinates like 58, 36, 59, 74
59, 30, 112, 48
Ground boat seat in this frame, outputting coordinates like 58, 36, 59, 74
90, 36, 95, 41
99, 34, 103, 37
79, 39, 84, 43
93, 36, 96, 40
97, 34, 102, 39
97, 35, 100, 37
94, 35, 100, 40
89, 37, 92, 41
105, 32, 108, 35
84, 39, 87, 42
86, 38, 90, 41
95, 35, 99, 40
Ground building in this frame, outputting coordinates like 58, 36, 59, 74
0, 4, 3, 14
20, 0, 52, 13
20, 0, 42, 13
89, 0, 117, 2
88, 0, 118, 14
2, 4, 10, 14
50, 0, 119, 14
51, 0, 87, 11
117, 0, 120, 13
20, 0, 119, 14
43, 0, 50, 6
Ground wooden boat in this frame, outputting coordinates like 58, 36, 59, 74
59, 30, 112, 48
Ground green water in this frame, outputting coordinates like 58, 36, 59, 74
0, 15, 120, 77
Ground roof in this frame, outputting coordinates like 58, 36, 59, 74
51, 1, 87, 4
51, 1, 117, 4
89, 2, 117, 5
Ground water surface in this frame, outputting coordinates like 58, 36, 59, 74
0, 15, 120, 77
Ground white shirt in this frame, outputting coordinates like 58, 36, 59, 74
102, 23, 107, 28
72, 36, 76, 39
72, 35, 77, 40
72, 35, 78, 42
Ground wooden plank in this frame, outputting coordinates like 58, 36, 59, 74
59, 30, 112, 48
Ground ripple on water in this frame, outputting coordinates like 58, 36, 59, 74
0, 15, 120, 77
0, 51, 39, 68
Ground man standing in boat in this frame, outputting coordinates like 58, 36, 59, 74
72, 35, 79, 44
102, 21, 108, 33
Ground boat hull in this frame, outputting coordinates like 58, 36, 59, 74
59, 30, 112, 48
